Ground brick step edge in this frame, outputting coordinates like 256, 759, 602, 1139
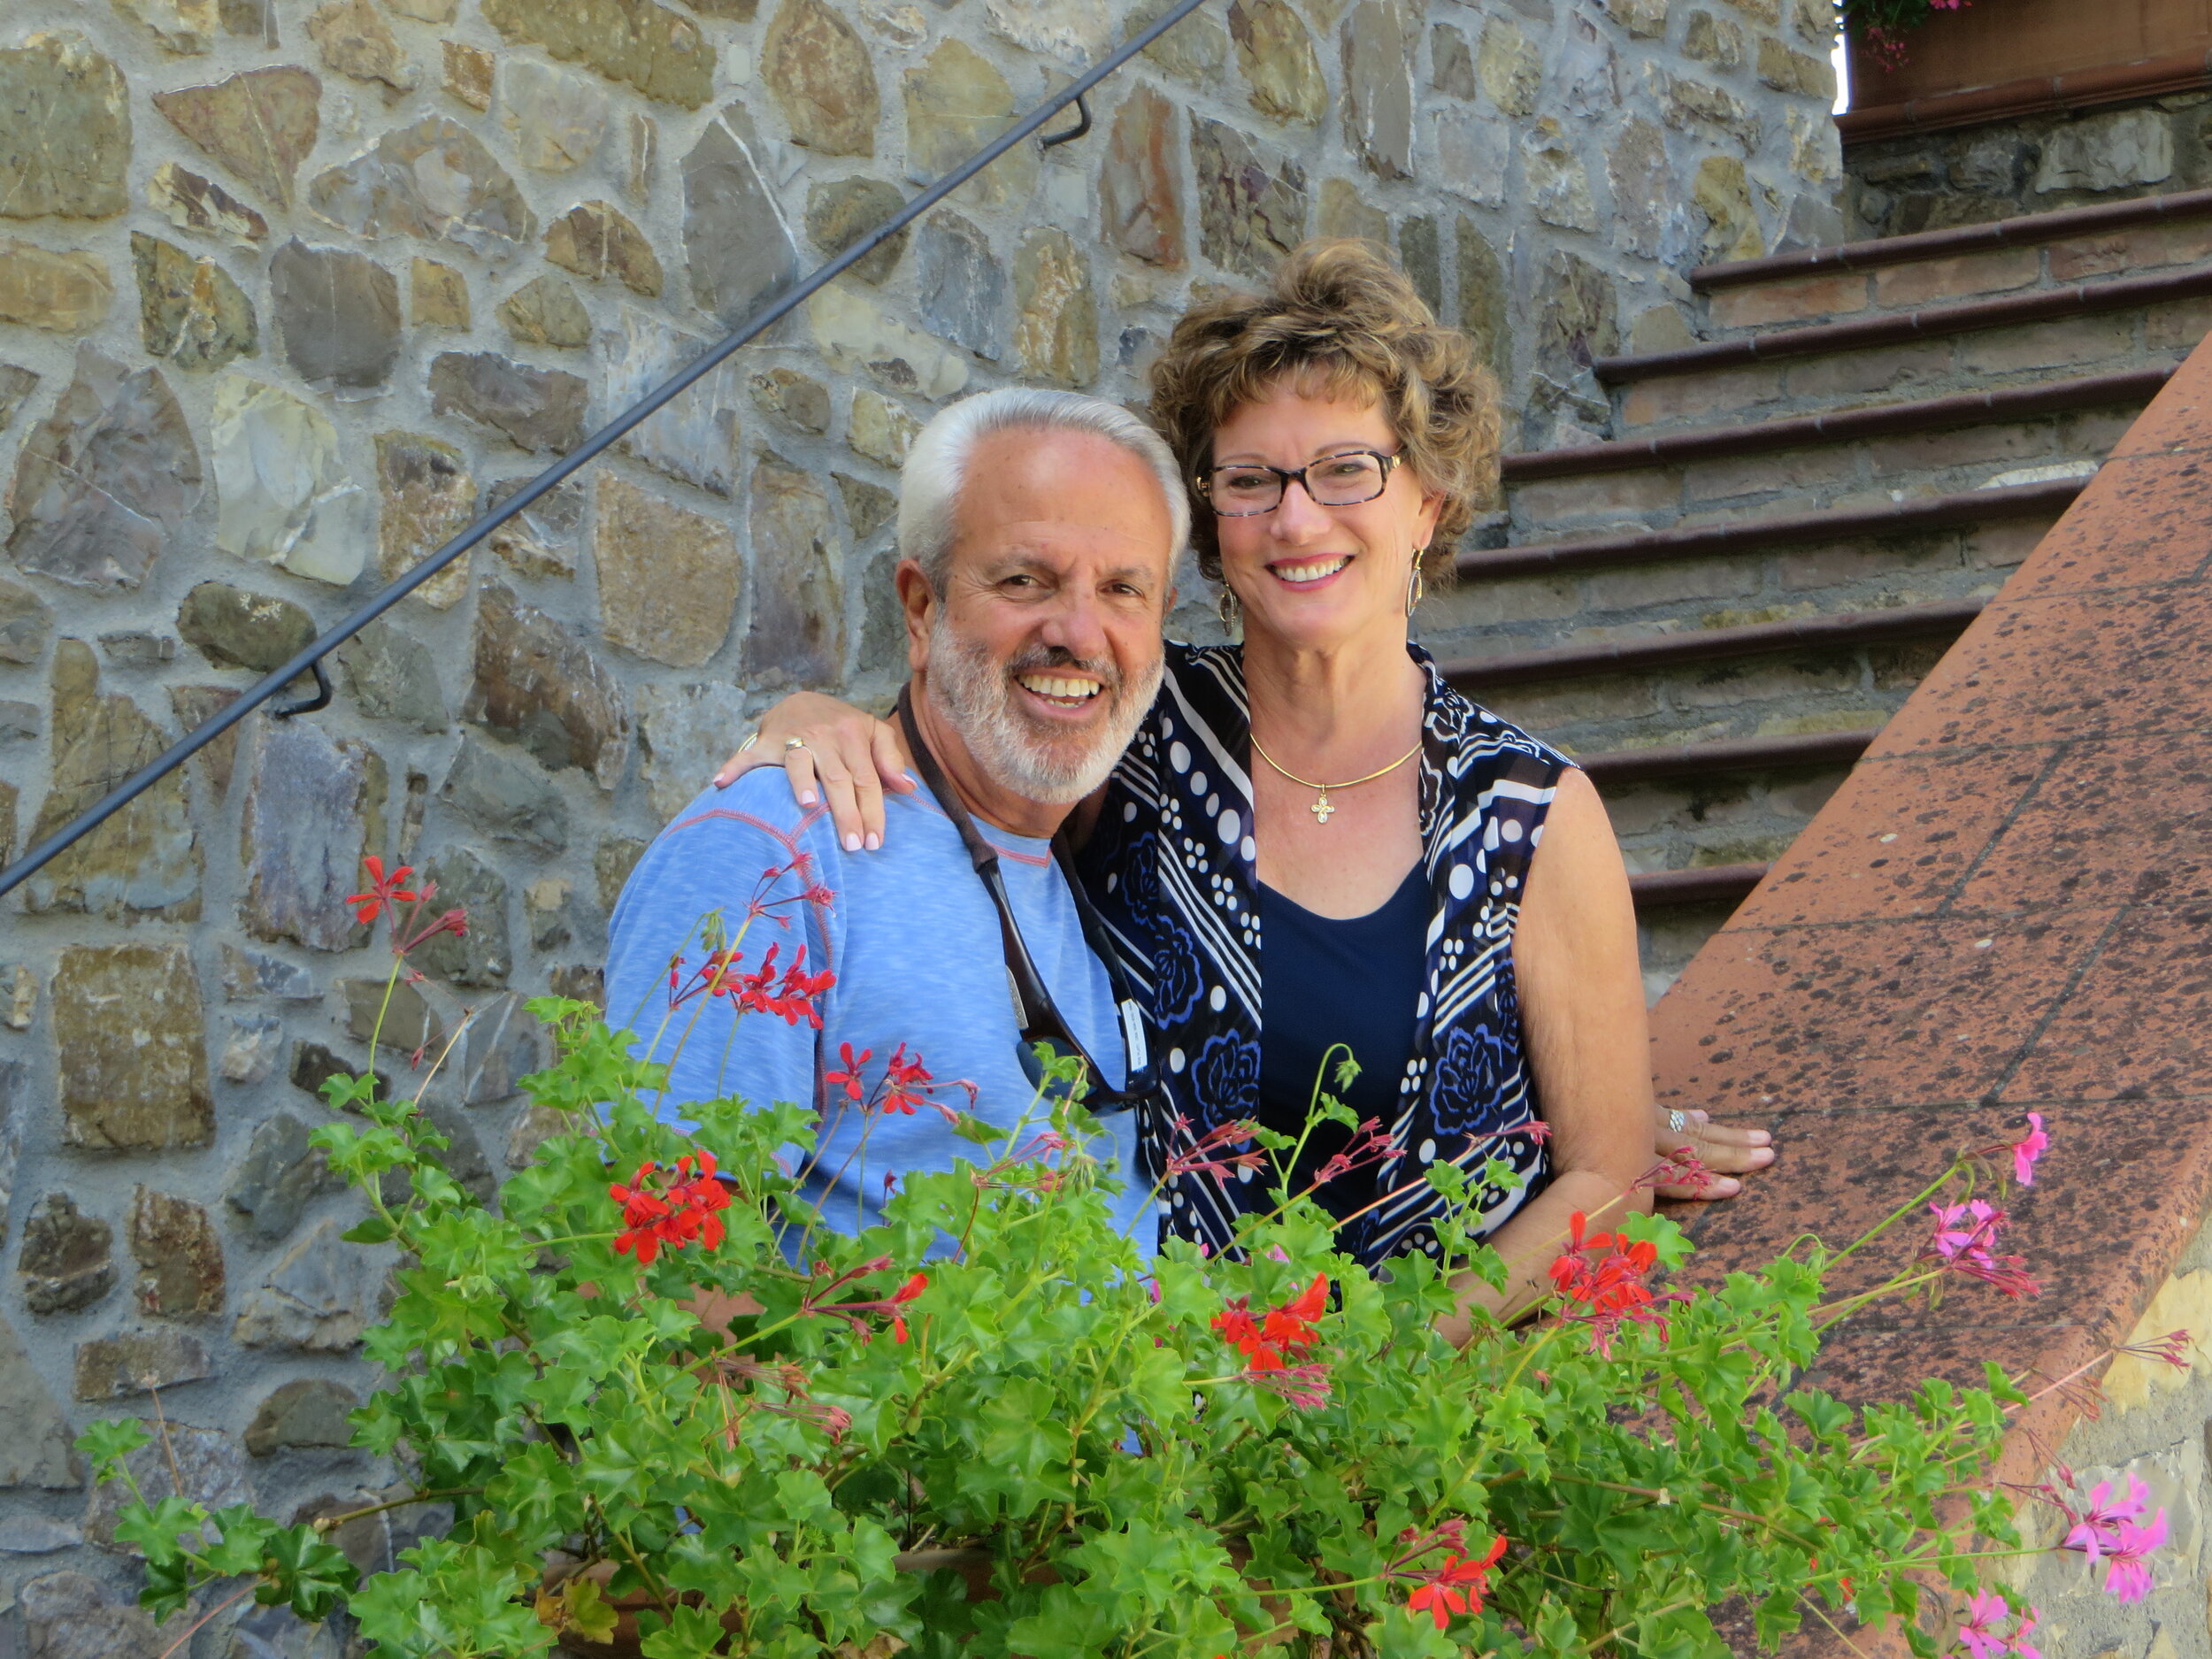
1457, 476, 2083, 583
1594, 265, 2212, 385
1689, 185, 2212, 291
1629, 863, 1769, 910
1839, 49, 2212, 147
1578, 727, 1878, 788
1501, 365, 2174, 482
1440, 598, 1983, 689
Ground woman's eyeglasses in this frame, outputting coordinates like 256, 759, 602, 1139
1198, 449, 1402, 517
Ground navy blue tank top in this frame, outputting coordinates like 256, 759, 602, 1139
1257, 864, 1429, 1224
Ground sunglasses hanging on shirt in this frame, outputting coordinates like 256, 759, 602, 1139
894, 685, 1157, 1115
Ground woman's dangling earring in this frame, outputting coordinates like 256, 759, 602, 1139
1217, 586, 1242, 636
1405, 550, 1427, 616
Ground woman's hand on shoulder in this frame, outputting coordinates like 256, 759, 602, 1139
711, 691, 912, 852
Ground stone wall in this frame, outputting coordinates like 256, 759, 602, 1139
1847, 96, 2212, 238
0, 0, 1833, 1647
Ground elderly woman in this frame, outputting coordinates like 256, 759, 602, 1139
719, 242, 1770, 1323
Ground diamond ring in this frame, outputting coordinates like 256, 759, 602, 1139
1666, 1109, 1687, 1134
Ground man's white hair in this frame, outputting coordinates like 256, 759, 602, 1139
897, 387, 1190, 590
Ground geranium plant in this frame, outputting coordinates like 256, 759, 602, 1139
1840, 0, 1970, 72
83, 860, 2177, 1659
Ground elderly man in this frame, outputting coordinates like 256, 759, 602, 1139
603, 388, 1184, 1241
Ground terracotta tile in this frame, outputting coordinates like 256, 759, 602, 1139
1652, 909, 2117, 1118
1955, 737, 2212, 913
2000, 449, 2212, 598
1866, 580, 2212, 757
1731, 746, 2051, 928
2101, 334, 2212, 459
2001, 902, 2212, 1102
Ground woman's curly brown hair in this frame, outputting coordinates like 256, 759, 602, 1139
1148, 238, 1503, 583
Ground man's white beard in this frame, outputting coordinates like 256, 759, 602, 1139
925, 617, 1162, 805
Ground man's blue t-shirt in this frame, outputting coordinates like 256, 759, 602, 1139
603, 771, 1156, 1249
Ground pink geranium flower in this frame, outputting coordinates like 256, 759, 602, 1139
2013, 1113, 2048, 1186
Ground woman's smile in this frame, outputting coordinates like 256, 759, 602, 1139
1267, 553, 1354, 588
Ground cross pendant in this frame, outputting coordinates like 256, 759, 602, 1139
1310, 790, 1335, 825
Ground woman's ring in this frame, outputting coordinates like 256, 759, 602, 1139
1666, 1109, 1687, 1134
783, 737, 809, 756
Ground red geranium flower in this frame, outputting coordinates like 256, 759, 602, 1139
610, 1151, 730, 1265
346, 856, 419, 926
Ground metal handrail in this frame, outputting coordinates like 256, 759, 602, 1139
0, 0, 1208, 904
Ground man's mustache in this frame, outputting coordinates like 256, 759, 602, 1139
1001, 644, 1125, 701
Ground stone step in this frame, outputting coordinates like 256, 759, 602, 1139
1577, 726, 1878, 787
1603, 277, 2212, 438
1506, 364, 2174, 483
1440, 597, 1981, 692
1627, 863, 1767, 912
1687, 185, 2212, 332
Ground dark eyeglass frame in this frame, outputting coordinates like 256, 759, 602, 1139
895, 688, 1158, 1113
1196, 448, 1403, 518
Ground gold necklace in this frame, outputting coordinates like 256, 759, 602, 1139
1249, 733, 1423, 825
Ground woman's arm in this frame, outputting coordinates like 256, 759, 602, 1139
711, 692, 913, 852
1437, 766, 1661, 1339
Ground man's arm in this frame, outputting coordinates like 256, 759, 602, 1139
603, 795, 836, 1130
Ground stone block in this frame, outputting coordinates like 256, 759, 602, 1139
812, 277, 972, 399
595, 473, 743, 668
2145, 293, 2212, 352
447, 991, 543, 1104
1754, 35, 1831, 99
1399, 216, 1440, 317
18, 1193, 115, 1316
526, 877, 572, 952
1511, 469, 1679, 524
1482, 678, 1661, 730
1231, 0, 1325, 124
596, 836, 649, 911
480, 0, 716, 107
498, 273, 591, 349
342, 974, 443, 1053
222, 945, 318, 1002
1683, 444, 1855, 503
1013, 226, 1097, 387
637, 680, 752, 822
372, 430, 474, 609
465, 580, 631, 789
1958, 315, 2136, 376
0, 361, 36, 432
1693, 154, 1762, 263
1101, 85, 1184, 267
1584, 557, 1762, 611
0, 34, 131, 219
129, 1187, 224, 1319
1782, 340, 1954, 401
210, 374, 362, 586
219, 1011, 285, 1084
839, 471, 896, 542
2033, 109, 2174, 195
0, 1059, 20, 1229
765, 0, 879, 156
19, 1572, 165, 1654
805, 177, 907, 285
916, 211, 1008, 360
1131, 0, 1230, 83
245, 1378, 361, 1455
1778, 535, 1952, 590
1190, 114, 1307, 279
849, 388, 919, 467
1673, 653, 1860, 709
986, 0, 1112, 61
745, 457, 844, 686
684, 104, 802, 326
74, 1327, 213, 1399
411, 256, 470, 328
1606, 119, 1682, 263
428, 351, 588, 453
1477, 16, 1540, 114
1648, 65, 1758, 150
0, 1313, 76, 1488
1340, 0, 1415, 180
442, 733, 570, 854
268, 240, 402, 389
334, 618, 448, 731
751, 367, 832, 435
501, 57, 609, 173
1536, 249, 1618, 373
444, 38, 495, 110
82, 1420, 248, 1546
1683, 9, 1743, 66
2048, 218, 2212, 282
1860, 420, 2053, 478
547, 200, 663, 296
1455, 217, 1507, 372
308, 0, 417, 93
479, 476, 581, 583
0, 241, 112, 334
177, 581, 316, 674
1432, 105, 1507, 207
227, 1112, 343, 1244
409, 846, 512, 988
234, 1218, 390, 1351
904, 40, 1035, 211
307, 115, 532, 255
168, 685, 242, 794
605, 309, 744, 495
291, 1041, 385, 1108
7, 345, 201, 592
240, 718, 379, 952
1964, 518, 2052, 571
153, 65, 322, 212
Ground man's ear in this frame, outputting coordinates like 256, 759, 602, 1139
895, 558, 935, 674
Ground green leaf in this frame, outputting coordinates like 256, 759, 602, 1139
74, 1417, 152, 1479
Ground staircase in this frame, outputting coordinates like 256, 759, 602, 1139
1421, 186, 2212, 999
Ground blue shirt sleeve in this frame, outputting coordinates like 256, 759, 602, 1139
603, 787, 840, 1133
